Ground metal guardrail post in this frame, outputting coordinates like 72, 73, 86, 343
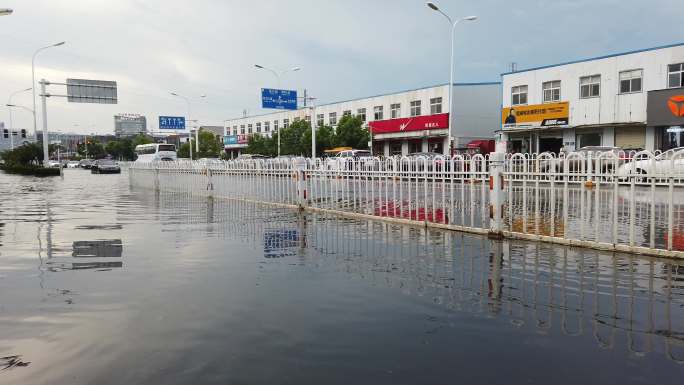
488, 152, 505, 239
294, 157, 308, 209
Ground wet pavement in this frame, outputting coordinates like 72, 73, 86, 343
1, 169, 683, 384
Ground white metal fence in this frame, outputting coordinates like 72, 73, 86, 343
129, 150, 684, 258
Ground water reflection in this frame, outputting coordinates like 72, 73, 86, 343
142, 192, 684, 363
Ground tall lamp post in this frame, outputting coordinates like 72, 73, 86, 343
170, 92, 206, 158
426, 2, 476, 155
7, 87, 32, 150
31, 41, 65, 160
254, 64, 301, 157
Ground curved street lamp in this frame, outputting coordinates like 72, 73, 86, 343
31, 41, 65, 142
170, 92, 206, 157
6, 87, 32, 150
427, 2, 477, 155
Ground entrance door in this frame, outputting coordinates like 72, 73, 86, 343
538, 137, 563, 153
428, 138, 443, 154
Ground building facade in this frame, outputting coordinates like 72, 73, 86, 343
500, 42, 684, 153
223, 83, 501, 157
114, 114, 147, 137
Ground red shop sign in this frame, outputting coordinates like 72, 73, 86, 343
369, 113, 449, 134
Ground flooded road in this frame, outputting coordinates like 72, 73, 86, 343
1, 169, 683, 385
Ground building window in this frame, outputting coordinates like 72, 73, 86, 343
580, 75, 601, 98
343, 110, 351, 117
256, 122, 261, 133
305, 115, 311, 123
273, 120, 279, 132
357, 108, 366, 122
410, 100, 421, 116
232, 125, 238, 135
240, 125, 245, 134
261, 121, 268, 132
329, 112, 337, 125
668, 63, 684, 88
511, 85, 528, 105
542, 81, 561, 102
293, 117, 300, 122
430, 97, 442, 114
373, 106, 383, 120
619, 70, 642, 94
283, 119, 289, 128
390, 103, 401, 119
317, 114, 324, 126
247, 124, 253, 134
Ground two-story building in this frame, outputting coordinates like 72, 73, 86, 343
499, 42, 684, 153
223, 82, 501, 158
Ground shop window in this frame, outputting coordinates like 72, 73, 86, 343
317, 114, 324, 126
264, 121, 270, 132
430, 97, 442, 114
428, 139, 443, 154
661, 126, 684, 151
511, 85, 528, 105
256, 122, 261, 133
390, 141, 402, 155
373, 106, 383, 120
580, 75, 601, 98
542, 81, 561, 102
408, 140, 422, 154
357, 108, 366, 122
329, 113, 337, 126
619, 70, 642, 93
668, 63, 684, 88
576, 132, 601, 148
410, 100, 421, 116
390, 103, 401, 119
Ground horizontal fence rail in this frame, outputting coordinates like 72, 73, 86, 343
129, 150, 684, 258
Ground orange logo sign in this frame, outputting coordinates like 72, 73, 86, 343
668, 95, 684, 117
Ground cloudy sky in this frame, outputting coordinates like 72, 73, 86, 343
0, 0, 681, 135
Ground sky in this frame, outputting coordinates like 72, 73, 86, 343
0, 0, 681, 135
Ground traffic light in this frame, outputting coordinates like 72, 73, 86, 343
20, 129, 26, 138
2, 129, 8, 138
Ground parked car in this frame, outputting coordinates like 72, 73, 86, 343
236, 154, 269, 160
91, 159, 121, 174
47, 160, 61, 168
539, 146, 624, 175
67, 161, 80, 168
402, 152, 448, 172
326, 149, 374, 171
79, 159, 94, 169
617, 147, 684, 179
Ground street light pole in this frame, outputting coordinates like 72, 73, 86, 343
7, 87, 32, 150
254, 64, 301, 157
427, 2, 476, 155
171, 92, 205, 158
31, 42, 65, 142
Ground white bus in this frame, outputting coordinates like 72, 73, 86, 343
134, 143, 177, 162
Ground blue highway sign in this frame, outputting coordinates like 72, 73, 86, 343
261, 88, 297, 110
159, 116, 186, 130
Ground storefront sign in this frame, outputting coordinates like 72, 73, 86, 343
223, 134, 248, 147
369, 113, 449, 134
501, 102, 569, 129
647, 88, 684, 126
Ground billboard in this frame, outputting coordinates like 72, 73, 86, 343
261, 88, 297, 110
223, 134, 249, 147
66, 78, 118, 104
501, 102, 569, 129
647, 88, 684, 127
159, 116, 186, 130
369, 113, 449, 134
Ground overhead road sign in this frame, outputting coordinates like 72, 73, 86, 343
66, 78, 117, 104
261, 88, 297, 110
159, 116, 186, 130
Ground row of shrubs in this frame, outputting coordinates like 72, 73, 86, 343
0, 163, 61, 176
0, 143, 61, 177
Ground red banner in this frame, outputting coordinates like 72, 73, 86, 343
369, 113, 449, 134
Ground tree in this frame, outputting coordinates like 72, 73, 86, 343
246, 134, 275, 156
302, 124, 335, 157
177, 130, 222, 159
78, 139, 106, 159
279, 120, 310, 156
334, 115, 369, 149
0, 143, 43, 166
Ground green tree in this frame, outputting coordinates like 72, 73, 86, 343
278, 120, 310, 156
246, 134, 276, 156
0, 143, 43, 166
302, 124, 335, 157
334, 115, 369, 149
177, 142, 191, 159
78, 139, 106, 159
176, 130, 222, 159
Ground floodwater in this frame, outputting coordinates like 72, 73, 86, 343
1, 169, 683, 385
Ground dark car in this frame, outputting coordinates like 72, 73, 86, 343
79, 159, 94, 169
91, 159, 121, 174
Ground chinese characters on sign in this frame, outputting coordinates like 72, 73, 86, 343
158, 116, 186, 130
261, 88, 297, 110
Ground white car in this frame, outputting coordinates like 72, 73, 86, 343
325, 149, 374, 171
47, 160, 61, 168
617, 147, 684, 178
67, 161, 80, 168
